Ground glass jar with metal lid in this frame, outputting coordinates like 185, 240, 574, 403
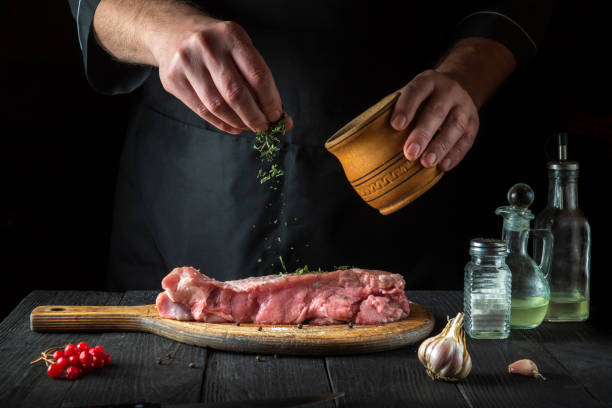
464, 238, 512, 339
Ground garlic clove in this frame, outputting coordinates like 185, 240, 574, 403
456, 350, 472, 379
508, 359, 546, 380
417, 312, 471, 381
428, 338, 460, 376
418, 336, 435, 365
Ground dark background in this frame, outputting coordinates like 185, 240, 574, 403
2, 2, 610, 323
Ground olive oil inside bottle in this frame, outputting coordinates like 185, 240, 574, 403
545, 292, 589, 322
510, 296, 549, 329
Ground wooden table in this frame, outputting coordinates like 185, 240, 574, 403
1, 290, 610, 408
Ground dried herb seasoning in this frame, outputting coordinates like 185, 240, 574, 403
253, 114, 286, 184
278, 256, 288, 274
285, 264, 325, 276
293, 265, 309, 275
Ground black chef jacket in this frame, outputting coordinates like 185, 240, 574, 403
67, 1, 551, 290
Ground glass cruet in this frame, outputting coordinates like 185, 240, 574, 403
495, 183, 551, 329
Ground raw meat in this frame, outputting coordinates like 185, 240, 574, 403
156, 266, 411, 325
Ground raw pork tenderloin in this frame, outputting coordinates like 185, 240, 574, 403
156, 266, 411, 325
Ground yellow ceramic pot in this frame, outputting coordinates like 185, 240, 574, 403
325, 92, 444, 215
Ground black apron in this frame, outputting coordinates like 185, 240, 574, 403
107, 2, 498, 290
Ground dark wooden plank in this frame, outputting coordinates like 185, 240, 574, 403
0, 290, 123, 408
459, 332, 602, 408
61, 290, 208, 407
411, 291, 603, 408
326, 291, 606, 407
3, 290, 609, 408
202, 350, 334, 407
325, 291, 469, 408
521, 321, 612, 407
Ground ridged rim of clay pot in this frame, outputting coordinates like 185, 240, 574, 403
325, 92, 400, 150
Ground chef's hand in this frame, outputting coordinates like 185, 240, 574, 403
391, 70, 479, 172
150, 16, 291, 134
93, 0, 291, 135
390, 38, 517, 171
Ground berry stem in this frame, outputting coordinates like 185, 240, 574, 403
29, 345, 66, 366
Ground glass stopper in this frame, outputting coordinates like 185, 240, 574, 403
507, 183, 534, 208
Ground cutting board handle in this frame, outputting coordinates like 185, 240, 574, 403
30, 305, 155, 332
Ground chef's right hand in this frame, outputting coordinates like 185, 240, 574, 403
148, 16, 291, 134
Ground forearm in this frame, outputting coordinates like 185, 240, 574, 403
92, 0, 213, 66
435, 37, 517, 109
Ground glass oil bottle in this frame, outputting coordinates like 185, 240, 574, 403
535, 134, 591, 322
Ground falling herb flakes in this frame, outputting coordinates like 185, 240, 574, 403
278, 256, 288, 274
254, 115, 286, 184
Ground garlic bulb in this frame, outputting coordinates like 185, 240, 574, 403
418, 312, 471, 381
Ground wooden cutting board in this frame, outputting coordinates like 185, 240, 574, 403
30, 301, 434, 355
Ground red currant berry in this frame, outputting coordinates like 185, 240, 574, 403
68, 355, 80, 366
103, 353, 112, 366
81, 361, 94, 373
65, 365, 82, 381
93, 345, 104, 355
52, 350, 64, 361
56, 356, 69, 370
77, 341, 89, 351
47, 363, 63, 379
64, 344, 78, 357
88, 347, 96, 356
92, 355, 104, 369
79, 350, 92, 365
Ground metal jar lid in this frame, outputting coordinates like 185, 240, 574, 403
469, 238, 508, 256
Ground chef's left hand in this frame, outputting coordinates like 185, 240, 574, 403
391, 69, 479, 172
390, 37, 517, 172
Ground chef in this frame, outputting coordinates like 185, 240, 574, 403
66, 0, 551, 290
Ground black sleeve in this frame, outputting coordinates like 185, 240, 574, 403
455, 1, 553, 65
67, 0, 152, 95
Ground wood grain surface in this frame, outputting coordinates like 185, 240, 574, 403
2, 290, 608, 408
30, 301, 434, 356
